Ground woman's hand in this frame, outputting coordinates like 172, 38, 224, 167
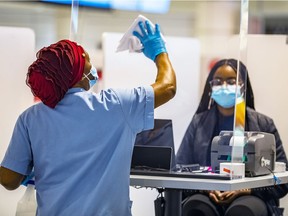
208, 189, 251, 205
208, 190, 224, 203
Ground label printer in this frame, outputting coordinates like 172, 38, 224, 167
211, 131, 276, 177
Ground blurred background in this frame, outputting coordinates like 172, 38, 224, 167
0, 1, 288, 216
1, 0, 288, 91
0, 0, 287, 68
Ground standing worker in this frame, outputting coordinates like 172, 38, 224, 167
0, 20, 176, 216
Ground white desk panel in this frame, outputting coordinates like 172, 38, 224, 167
130, 172, 288, 191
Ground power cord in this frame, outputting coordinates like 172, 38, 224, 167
262, 162, 281, 186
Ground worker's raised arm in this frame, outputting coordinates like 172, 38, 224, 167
133, 21, 176, 108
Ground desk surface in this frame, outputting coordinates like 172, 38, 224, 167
130, 172, 288, 191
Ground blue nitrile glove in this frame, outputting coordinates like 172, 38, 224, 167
133, 20, 167, 61
21, 171, 35, 186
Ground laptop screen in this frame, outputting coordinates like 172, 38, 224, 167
131, 119, 176, 171
131, 145, 173, 171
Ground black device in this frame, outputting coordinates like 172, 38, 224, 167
131, 145, 173, 171
131, 119, 176, 171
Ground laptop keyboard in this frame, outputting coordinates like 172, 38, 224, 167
130, 169, 232, 180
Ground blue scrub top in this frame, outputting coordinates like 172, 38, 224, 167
1, 86, 154, 216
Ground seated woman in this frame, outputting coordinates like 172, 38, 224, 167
176, 58, 288, 216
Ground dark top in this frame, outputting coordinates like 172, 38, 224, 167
176, 106, 288, 212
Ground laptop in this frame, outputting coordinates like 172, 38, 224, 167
131, 145, 173, 171
130, 119, 231, 180
131, 119, 176, 171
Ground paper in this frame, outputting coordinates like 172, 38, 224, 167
116, 14, 156, 53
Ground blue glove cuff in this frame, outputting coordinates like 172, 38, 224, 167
21, 171, 35, 186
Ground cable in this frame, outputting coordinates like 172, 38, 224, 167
264, 165, 281, 186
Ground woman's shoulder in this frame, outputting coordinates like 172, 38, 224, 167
191, 108, 217, 126
247, 107, 272, 119
196, 106, 217, 117
246, 107, 275, 126
193, 109, 210, 120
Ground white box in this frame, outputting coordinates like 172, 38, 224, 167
274, 162, 286, 173
220, 162, 245, 178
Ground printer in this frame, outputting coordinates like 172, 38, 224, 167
211, 131, 276, 177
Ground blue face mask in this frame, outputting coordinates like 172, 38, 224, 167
211, 84, 242, 108
84, 65, 98, 89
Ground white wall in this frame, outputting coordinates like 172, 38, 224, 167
0, 26, 35, 216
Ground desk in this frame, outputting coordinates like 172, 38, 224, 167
130, 172, 288, 216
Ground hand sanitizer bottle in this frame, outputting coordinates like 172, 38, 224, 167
15, 180, 37, 216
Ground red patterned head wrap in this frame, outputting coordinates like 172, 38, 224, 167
26, 39, 85, 108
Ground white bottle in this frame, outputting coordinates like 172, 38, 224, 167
15, 182, 37, 216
